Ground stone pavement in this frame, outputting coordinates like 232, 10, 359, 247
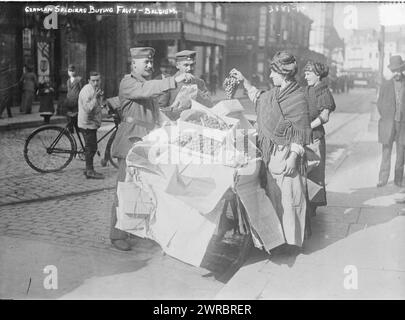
0, 167, 116, 206
0, 187, 224, 299
0, 124, 117, 205
0, 234, 223, 299
215, 109, 405, 300
0, 103, 65, 131
0, 189, 115, 252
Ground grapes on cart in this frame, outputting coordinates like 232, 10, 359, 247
185, 113, 229, 131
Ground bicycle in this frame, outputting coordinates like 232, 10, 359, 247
24, 102, 120, 173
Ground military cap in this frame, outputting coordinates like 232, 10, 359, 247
175, 50, 196, 62
68, 64, 75, 71
130, 47, 155, 59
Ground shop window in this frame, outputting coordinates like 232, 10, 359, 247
283, 30, 288, 41
195, 2, 202, 15
215, 4, 224, 20
204, 3, 214, 18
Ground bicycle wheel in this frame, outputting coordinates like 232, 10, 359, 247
24, 125, 76, 173
105, 129, 118, 168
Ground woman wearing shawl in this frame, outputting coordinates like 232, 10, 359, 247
231, 51, 312, 249
303, 61, 336, 234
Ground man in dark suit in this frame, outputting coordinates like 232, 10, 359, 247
155, 58, 173, 80
377, 55, 405, 187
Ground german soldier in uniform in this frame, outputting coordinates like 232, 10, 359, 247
110, 47, 194, 251
157, 50, 213, 120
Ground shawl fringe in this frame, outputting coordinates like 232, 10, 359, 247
257, 131, 308, 176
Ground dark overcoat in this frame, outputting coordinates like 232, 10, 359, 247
377, 79, 405, 145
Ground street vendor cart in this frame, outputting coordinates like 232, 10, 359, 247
114, 97, 286, 279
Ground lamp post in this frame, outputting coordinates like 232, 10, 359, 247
246, 39, 253, 81
378, 25, 385, 86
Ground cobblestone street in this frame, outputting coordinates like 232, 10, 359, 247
0, 190, 115, 251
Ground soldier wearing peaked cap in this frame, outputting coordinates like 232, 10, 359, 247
156, 50, 213, 120
110, 46, 194, 251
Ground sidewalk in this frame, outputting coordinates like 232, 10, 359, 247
215, 111, 405, 299
0, 89, 247, 132
0, 234, 222, 299
0, 103, 66, 131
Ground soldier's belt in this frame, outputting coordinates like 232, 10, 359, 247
122, 117, 156, 130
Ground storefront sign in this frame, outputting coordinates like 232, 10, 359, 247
37, 42, 50, 84
22, 28, 32, 49
258, 6, 267, 47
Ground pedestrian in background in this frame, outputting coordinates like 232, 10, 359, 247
154, 58, 173, 115
209, 72, 218, 95
78, 71, 105, 180
38, 81, 55, 124
303, 61, 336, 237
0, 89, 12, 119
65, 64, 84, 114
377, 55, 405, 188
20, 64, 37, 114
0, 61, 13, 119
154, 58, 173, 79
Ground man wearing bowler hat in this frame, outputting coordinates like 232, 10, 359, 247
155, 58, 173, 79
377, 55, 405, 187
109, 47, 193, 251
159, 50, 212, 120
154, 58, 174, 113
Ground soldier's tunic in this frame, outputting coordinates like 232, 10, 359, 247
156, 71, 213, 120
110, 72, 176, 241
111, 73, 176, 159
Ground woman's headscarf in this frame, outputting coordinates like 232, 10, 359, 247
270, 51, 298, 78
304, 61, 329, 79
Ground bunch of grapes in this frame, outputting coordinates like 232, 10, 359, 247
201, 114, 229, 130
186, 114, 229, 130
223, 75, 240, 99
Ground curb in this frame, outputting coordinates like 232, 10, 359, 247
1, 97, 251, 132
0, 186, 115, 207
0, 116, 67, 132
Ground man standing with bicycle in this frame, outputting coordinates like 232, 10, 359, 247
109, 47, 195, 251
78, 71, 105, 180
